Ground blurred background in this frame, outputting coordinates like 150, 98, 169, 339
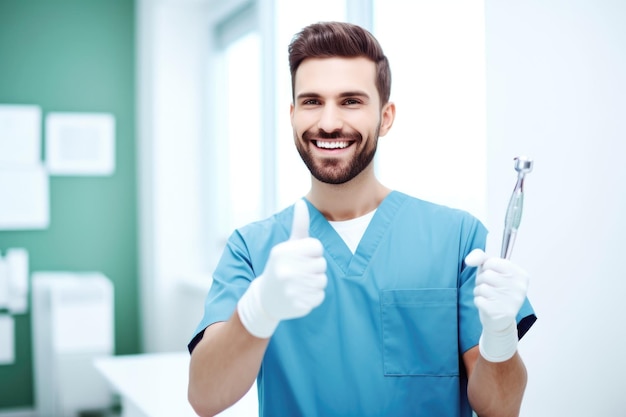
0, 0, 624, 416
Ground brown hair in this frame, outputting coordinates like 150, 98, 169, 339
288, 21, 391, 105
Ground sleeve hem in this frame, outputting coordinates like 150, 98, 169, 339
187, 327, 206, 354
517, 314, 537, 340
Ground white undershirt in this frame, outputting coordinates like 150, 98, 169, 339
328, 209, 377, 254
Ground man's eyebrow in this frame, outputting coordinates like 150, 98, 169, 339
296, 92, 322, 100
295, 91, 371, 100
338, 91, 370, 99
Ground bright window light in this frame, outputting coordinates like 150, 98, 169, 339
222, 32, 263, 231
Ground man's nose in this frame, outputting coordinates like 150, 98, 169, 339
318, 104, 343, 133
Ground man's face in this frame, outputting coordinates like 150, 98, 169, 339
290, 57, 393, 185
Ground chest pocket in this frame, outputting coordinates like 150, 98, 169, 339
380, 288, 459, 376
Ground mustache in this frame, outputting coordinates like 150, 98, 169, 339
302, 129, 362, 141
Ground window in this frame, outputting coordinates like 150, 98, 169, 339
214, 14, 263, 235
204, 1, 265, 270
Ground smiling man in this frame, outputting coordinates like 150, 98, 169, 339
292, 56, 390, 189
187, 21, 536, 417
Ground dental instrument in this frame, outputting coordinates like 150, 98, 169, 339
501, 156, 534, 259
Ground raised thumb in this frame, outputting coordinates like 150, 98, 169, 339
290, 199, 310, 240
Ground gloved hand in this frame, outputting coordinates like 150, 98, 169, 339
465, 249, 529, 362
237, 199, 328, 338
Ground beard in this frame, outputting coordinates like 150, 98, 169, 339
295, 127, 379, 185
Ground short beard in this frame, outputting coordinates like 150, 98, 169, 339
296, 127, 379, 185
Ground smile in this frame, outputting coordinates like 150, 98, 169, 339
315, 141, 351, 149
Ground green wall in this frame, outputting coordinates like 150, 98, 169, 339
0, 0, 140, 409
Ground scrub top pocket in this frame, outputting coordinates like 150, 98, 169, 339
380, 288, 459, 376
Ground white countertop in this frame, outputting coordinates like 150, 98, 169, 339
95, 351, 258, 417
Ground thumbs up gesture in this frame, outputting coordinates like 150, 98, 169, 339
237, 199, 328, 338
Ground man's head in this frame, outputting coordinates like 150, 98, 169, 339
288, 22, 395, 186
288, 21, 391, 107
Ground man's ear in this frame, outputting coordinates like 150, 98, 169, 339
378, 102, 396, 137
289, 102, 295, 126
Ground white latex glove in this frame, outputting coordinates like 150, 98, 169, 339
237, 199, 328, 338
465, 249, 529, 362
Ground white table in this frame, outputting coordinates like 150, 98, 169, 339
95, 351, 258, 417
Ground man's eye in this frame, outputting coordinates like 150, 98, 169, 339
344, 99, 361, 105
302, 99, 320, 105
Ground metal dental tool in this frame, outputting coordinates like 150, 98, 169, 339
501, 156, 534, 259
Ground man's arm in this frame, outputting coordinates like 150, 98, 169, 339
188, 314, 268, 417
188, 200, 327, 416
464, 249, 531, 417
463, 346, 527, 417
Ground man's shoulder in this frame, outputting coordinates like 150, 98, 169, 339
393, 190, 478, 222
232, 205, 292, 246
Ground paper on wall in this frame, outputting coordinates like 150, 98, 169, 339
45, 112, 115, 176
0, 104, 42, 166
0, 165, 49, 230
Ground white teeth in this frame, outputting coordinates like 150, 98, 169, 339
316, 141, 349, 149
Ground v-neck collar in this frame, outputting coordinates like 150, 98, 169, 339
304, 191, 408, 276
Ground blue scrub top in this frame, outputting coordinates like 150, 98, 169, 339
190, 191, 536, 417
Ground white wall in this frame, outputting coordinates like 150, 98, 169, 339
485, 1, 626, 415
374, 0, 487, 222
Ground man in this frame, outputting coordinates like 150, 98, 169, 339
188, 21, 536, 417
